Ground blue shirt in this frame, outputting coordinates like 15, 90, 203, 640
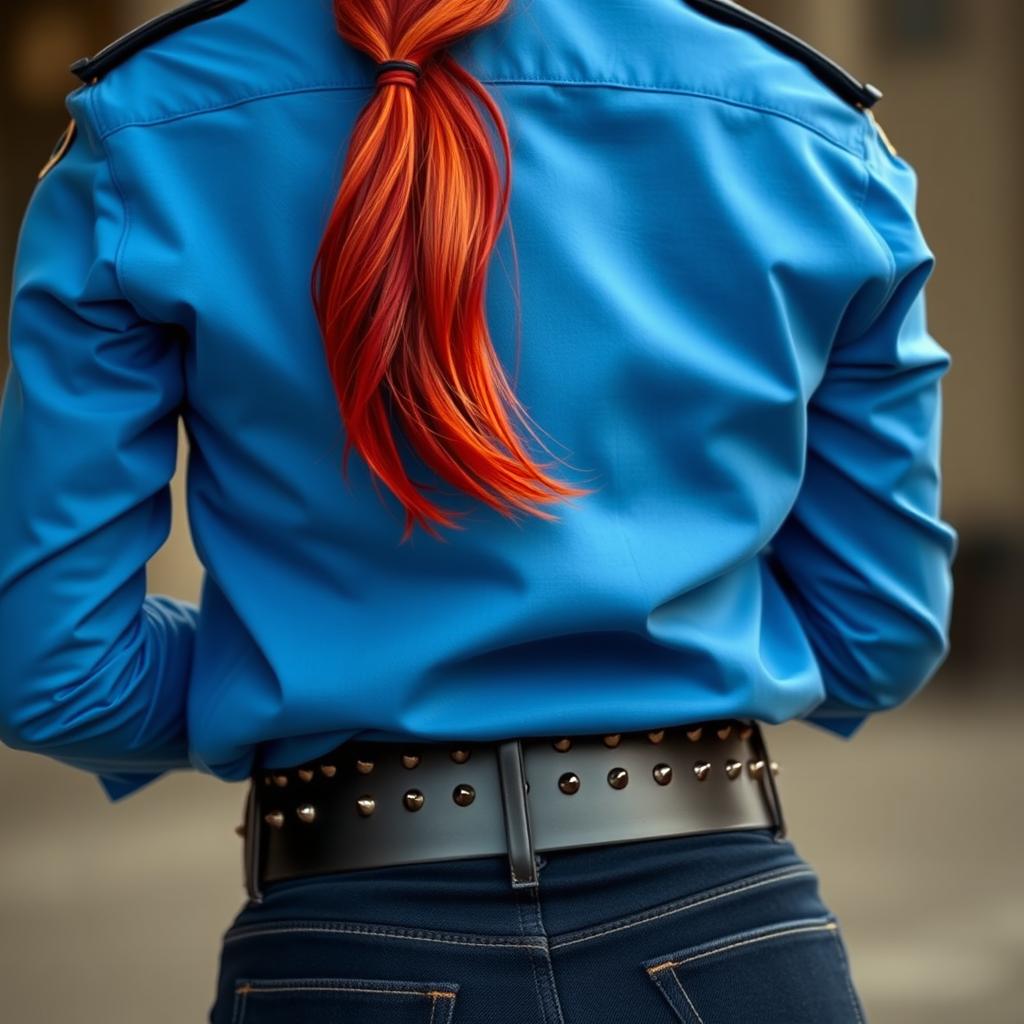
0, 0, 958, 802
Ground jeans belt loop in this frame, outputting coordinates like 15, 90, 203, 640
496, 738, 539, 888
751, 721, 786, 840
242, 777, 265, 904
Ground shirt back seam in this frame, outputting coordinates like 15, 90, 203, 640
96, 78, 866, 158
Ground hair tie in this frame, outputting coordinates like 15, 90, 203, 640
376, 59, 422, 89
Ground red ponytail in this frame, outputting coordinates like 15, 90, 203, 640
312, 0, 594, 543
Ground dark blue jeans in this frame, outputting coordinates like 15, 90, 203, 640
209, 826, 867, 1023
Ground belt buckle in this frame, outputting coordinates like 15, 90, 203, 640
496, 738, 538, 888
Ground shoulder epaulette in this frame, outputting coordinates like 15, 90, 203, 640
69, 0, 248, 83
683, 0, 882, 109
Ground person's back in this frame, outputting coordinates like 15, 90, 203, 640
0, 2, 957, 1020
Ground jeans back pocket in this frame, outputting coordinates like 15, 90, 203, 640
231, 976, 459, 1024
641, 915, 866, 1023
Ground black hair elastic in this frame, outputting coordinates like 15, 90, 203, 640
376, 59, 423, 80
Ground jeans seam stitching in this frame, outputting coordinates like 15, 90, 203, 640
670, 970, 706, 1024
231, 988, 247, 1024
547, 865, 816, 949
436, 991, 459, 1024
526, 886, 567, 1024
830, 927, 866, 1024
515, 884, 549, 1022
650, 919, 838, 970
222, 922, 545, 950
233, 983, 442, 997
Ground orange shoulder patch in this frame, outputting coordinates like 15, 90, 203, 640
865, 108, 898, 158
37, 117, 77, 181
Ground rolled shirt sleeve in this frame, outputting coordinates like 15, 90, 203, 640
767, 120, 960, 739
0, 94, 196, 801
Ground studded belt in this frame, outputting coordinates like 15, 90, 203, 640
238, 718, 784, 902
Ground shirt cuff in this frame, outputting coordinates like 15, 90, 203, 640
97, 770, 166, 802
797, 711, 870, 739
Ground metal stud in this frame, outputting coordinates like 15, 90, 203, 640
403, 789, 425, 811
653, 763, 673, 785
603, 734, 622, 748
272, 774, 289, 788
402, 753, 421, 769
297, 768, 314, 782
264, 810, 285, 829
453, 783, 476, 807
450, 748, 471, 764
724, 758, 743, 780
685, 727, 703, 742
355, 759, 374, 775
320, 764, 337, 778
607, 767, 629, 790
738, 724, 754, 741
770, 760, 780, 776
693, 760, 712, 781
356, 795, 375, 817
648, 729, 666, 744
558, 772, 581, 794
553, 738, 572, 752
748, 759, 766, 780
296, 804, 317, 824
716, 724, 732, 740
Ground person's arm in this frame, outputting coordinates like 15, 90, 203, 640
0, 94, 196, 801
765, 120, 959, 738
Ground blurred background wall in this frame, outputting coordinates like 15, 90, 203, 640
1, 2, 1022, 1023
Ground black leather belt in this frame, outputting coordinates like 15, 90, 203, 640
238, 718, 785, 903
